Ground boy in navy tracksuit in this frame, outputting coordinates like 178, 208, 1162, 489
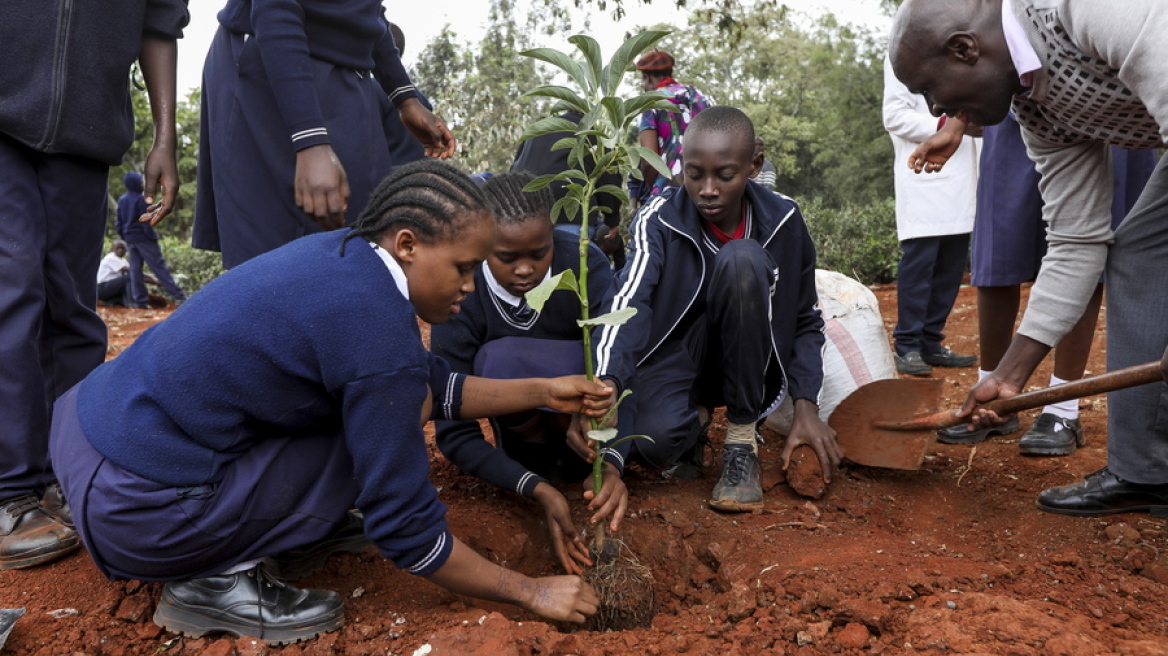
0, 0, 188, 570
193, 0, 455, 269
595, 106, 842, 512
116, 171, 187, 307
432, 172, 626, 576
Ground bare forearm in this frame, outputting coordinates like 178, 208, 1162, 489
424, 538, 536, 607
139, 37, 178, 150
460, 376, 548, 418
994, 334, 1051, 390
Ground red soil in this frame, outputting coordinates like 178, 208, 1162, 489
3, 286, 1168, 656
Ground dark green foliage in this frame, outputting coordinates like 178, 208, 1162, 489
802, 197, 900, 285
156, 236, 226, 295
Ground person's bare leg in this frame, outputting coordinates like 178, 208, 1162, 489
977, 285, 1022, 370
1051, 284, 1105, 381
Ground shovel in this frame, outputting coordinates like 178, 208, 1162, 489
829, 361, 1163, 470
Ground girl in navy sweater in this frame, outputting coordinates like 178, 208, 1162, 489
49, 161, 610, 644
433, 172, 628, 576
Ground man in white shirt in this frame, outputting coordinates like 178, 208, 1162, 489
97, 240, 131, 307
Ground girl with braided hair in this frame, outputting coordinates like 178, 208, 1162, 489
432, 172, 628, 577
48, 160, 610, 645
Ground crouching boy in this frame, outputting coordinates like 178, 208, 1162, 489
595, 106, 842, 511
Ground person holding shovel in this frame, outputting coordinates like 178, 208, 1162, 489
890, 0, 1168, 516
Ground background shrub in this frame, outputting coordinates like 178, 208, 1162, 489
801, 197, 899, 285
156, 236, 226, 295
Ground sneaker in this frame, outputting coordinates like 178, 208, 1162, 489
1018, 413, 1085, 456
41, 481, 73, 528
154, 564, 344, 645
1037, 467, 1168, 517
895, 351, 932, 377
921, 347, 977, 368
710, 445, 764, 512
263, 510, 371, 581
0, 494, 80, 570
936, 414, 1022, 445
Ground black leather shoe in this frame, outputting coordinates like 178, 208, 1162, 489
895, 351, 932, 377
264, 510, 371, 581
1019, 413, 1084, 456
921, 347, 977, 368
0, 494, 80, 570
1037, 467, 1168, 517
41, 481, 73, 528
153, 565, 344, 645
936, 414, 1021, 445
710, 445, 763, 512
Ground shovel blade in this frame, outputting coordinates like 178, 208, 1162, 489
829, 378, 943, 470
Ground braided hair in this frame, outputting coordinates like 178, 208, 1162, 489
343, 159, 491, 254
481, 171, 555, 227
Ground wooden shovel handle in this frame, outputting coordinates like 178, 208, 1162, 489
878, 362, 1163, 431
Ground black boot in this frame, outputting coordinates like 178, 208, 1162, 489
153, 564, 344, 645
0, 494, 79, 570
264, 510, 371, 581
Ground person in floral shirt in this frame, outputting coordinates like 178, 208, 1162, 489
634, 50, 711, 204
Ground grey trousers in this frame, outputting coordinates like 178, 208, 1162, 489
1105, 153, 1168, 484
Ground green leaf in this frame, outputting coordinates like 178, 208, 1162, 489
623, 91, 673, 120
568, 35, 603, 90
524, 269, 579, 314
577, 306, 638, 327
549, 196, 572, 225
550, 136, 578, 152
598, 388, 632, 429
600, 96, 625, 129
603, 30, 671, 96
518, 116, 580, 142
593, 184, 630, 206
523, 173, 564, 193
634, 146, 672, 179
521, 47, 590, 92
520, 85, 587, 113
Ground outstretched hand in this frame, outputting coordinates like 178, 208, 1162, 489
907, 111, 970, 175
781, 399, 842, 483
545, 376, 614, 418
533, 483, 592, 575
399, 98, 456, 159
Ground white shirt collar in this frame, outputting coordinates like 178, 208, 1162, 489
482, 260, 551, 308
370, 242, 410, 300
1002, 0, 1041, 87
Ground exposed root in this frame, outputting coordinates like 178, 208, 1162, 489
583, 537, 656, 631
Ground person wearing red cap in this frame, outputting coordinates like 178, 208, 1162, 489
634, 49, 710, 205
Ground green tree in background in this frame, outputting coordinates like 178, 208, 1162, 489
651, 5, 891, 207
411, 0, 555, 174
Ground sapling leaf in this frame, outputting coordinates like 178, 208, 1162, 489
519, 117, 581, 142
568, 35, 603, 90
603, 30, 671, 95
634, 146, 672, 179
587, 427, 619, 443
577, 306, 637, 327
523, 174, 563, 193
524, 269, 579, 314
598, 388, 633, 429
520, 47, 590, 91
550, 136, 578, 152
521, 85, 587, 112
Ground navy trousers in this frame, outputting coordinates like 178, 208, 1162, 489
629, 240, 781, 469
127, 239, 186, 306
893, 233, 970, 357
51, 385, 359, 581
0, 134, 109, 499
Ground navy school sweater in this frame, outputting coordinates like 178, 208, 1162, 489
77, 230, 461, 576
431, 232, 627, 497
217, 0, 418, 151
0, 0, 189, 164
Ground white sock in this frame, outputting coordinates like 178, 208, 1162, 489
724, 421, 758, 453
978, 369, 992, 383
219, 559, 263, 576
1042, 374, 1079, 421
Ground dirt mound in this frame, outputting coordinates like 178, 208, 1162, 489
3, 285, 1168, 655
